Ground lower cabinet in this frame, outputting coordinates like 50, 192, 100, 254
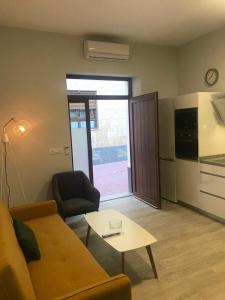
160, 159, 176, 202
176, 159, 225, 220
200, 163, 225, 220
176, 159, 200, 206
199, 192, 225, 220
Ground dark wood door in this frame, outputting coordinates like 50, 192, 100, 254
129, 92, 161, 208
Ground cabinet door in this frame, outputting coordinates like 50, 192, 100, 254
159, 98, 175, 159
160, 160, 176, 202
199, 192, 225, 220
200, 173, 225, 199
176, 159, 200, 205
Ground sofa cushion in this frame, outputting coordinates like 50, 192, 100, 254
64, 198, 98, 217
25, 213, 108, 300
0, 201, 36, 300
13, 219, 41, 262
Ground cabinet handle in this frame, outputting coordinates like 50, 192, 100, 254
200, 171, 225, 179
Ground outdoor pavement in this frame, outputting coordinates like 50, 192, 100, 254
93, 161, 128, 197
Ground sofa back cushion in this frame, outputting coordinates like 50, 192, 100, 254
0, 201, 36, 300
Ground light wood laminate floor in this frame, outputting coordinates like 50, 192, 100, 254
69, 197, 225, 300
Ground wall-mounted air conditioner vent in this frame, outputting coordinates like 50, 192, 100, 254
84, 40, 130, 62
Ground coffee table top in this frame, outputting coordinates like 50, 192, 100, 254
84, 209, 157, 253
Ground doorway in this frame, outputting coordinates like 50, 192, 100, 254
67, 76, 161, 208
67, 75, 132, 201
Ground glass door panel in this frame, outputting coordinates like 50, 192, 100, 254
90, 99, 131, 200
69, 102, 91, 179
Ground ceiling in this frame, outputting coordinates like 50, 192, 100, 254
1, 0, 225, 46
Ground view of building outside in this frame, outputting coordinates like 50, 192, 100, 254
91, 100, 130, 199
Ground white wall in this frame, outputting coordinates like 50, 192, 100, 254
0, 26, 178, 206
177, 26, 225, 157
178, 26, 225, 94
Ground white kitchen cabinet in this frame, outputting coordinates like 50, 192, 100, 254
199, 163, 225, 219
176, 160, 225, 220
174, 93, 198, 109
200, 163, 225, 177
160, 159, 176, 202
199, 191, 225, 220
165, 92, 225, 221
200, 172, 225, 199
176, 159, 200, 205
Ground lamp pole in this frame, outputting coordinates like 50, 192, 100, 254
1, 118, 16, 207
1, 118, 30, 207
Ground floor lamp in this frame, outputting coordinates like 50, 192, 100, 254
1, 118, 31, 208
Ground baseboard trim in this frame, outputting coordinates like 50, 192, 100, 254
161, 196, 178, 203
134, 195, 161, 209
178, 200, 225, 225
100, 192, 132, 202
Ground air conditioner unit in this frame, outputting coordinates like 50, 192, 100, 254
84, 40, 130, 62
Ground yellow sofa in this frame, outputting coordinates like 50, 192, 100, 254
0, 200, 131, 300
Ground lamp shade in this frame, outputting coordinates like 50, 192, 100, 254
13, 120, 31, 137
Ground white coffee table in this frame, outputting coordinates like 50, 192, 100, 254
84, 209, 158, 278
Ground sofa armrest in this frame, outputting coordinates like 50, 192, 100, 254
9, 200, 58, 221
54, 274, 131, 300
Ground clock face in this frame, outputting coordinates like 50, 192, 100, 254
205, 68, 219, 86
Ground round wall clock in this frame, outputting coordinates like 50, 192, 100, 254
205, 68, 219, 86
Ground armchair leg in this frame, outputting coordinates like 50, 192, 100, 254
86, 225, 91, 247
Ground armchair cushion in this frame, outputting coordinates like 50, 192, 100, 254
64, 198, 98, 217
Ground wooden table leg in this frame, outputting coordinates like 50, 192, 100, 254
86, 225, 91, 247
121, 252, 125, 273
146, 245, 158, 278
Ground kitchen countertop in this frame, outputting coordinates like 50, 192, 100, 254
200, 154, 225, 167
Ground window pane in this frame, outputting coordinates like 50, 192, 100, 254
90, 120, 95, 129
67, 79, 129, 96
80, 121, 86, 128
71, 122, 78, 128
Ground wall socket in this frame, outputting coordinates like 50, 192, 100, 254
49, 147, 71, 155
64, 146, 70, 155
49, 147, 64, 155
